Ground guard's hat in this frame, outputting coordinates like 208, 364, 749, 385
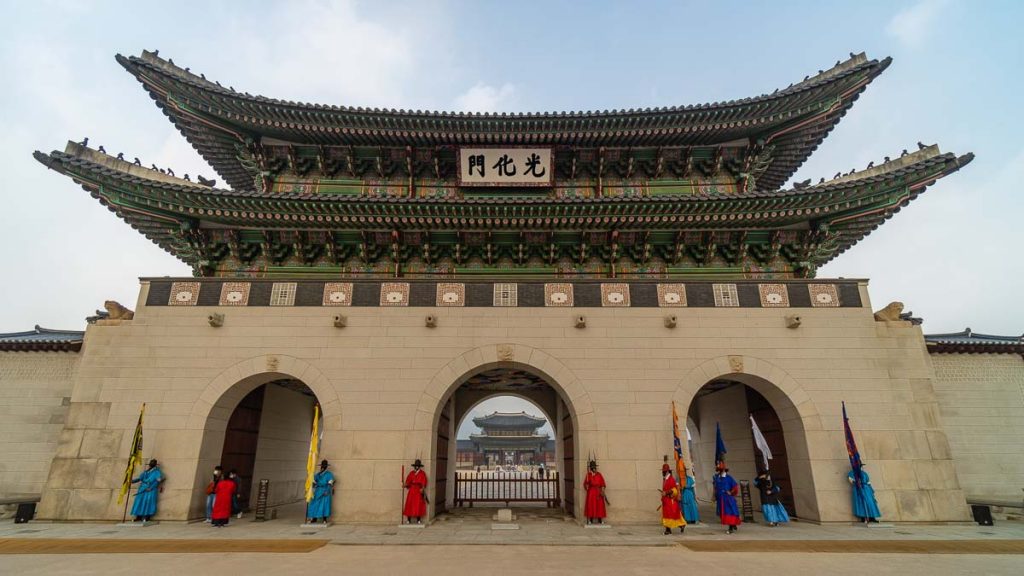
588, 460, 597, 468
148, 459, 158, 467
320, 459, 329, 467
661, 463, 671, 473
412, 459, 423, 468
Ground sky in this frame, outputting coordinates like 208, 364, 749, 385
0, 0, 1021, 335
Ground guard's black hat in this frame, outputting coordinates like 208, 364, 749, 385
412, 459, 423, 468
320, 459, 329, 467
588, 460, 597, 468
148, 459, 158, 467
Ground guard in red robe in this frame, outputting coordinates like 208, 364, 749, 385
660, 464, 686, 535
403, 459, 428, 524
583, 460, 608, 524
211, 472, 237, 527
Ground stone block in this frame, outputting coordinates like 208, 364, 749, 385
67, 488, 116, 521
65, 402, 111, 429
46, 458, 99, 489
606, 431, 658, 460
925, 431, 952, 460
860, 431, 901, 460
79, 429, 123, 459
873, 486, 897, 520
894, 489, 934, 521
895, 430, 931, 460
36, 488, 71, 520
879, 460, 918, 490
913, 460, 960, 490
927, 489, 971, 521
93, 458, 124, 489
53, 429, 84, 458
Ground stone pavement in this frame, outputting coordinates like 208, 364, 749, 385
2, 506, 1023, 547
2, 544, 1024, 576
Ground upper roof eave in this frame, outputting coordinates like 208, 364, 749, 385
117, 50, 892, 191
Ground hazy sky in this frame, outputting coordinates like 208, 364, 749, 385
1, 0, 1020, 335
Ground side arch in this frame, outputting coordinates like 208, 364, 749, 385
187, 354, 341, 432
673, 355, 823, 520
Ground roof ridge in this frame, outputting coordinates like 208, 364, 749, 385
123, 49, 887, 119
60, 141, 209, 188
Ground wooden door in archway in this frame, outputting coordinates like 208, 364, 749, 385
560, 398, 575, 517
745, 386, 796, 516
433, 398, 451, 514
220, 386, 265, 508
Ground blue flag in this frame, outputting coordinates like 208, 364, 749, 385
843, 401, 864, 485
715, 422, 727, 469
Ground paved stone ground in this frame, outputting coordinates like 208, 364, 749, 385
2, 507, 1023, 546
2, 545, 1023, 576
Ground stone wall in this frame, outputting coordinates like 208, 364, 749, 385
31, 279, 971, 524
249, 384, 316, 509
931, 353, 1024, 503
0, 352, 77, 499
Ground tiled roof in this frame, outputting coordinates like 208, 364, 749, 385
0, 326, 84, 352
925, 329, 1024, 354
117, 50, 891, 191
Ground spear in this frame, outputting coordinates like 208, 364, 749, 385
400, 464, 405, 524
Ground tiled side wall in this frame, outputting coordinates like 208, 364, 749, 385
931, 353, 1024, 503
0, 352, 77, 499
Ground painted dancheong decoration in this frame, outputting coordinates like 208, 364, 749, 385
35, 51, 971, 279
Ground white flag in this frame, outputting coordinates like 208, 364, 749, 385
750, 415, 772, 470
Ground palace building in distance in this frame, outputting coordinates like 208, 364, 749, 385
3, 49, 1021, 525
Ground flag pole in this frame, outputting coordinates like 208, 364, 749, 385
121, 487, 130, 523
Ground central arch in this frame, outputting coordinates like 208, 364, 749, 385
419, 345, 592, 521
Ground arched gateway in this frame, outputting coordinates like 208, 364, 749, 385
421, 345, 591, 520
674, 356, 820, 521
26, 48, 976, 525
191, 356, 341, 520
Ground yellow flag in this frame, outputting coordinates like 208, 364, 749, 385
672, 401, 688, 482
304, 404, 321, 502
117, 403, 146, 504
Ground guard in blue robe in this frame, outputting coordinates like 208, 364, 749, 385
681, 473, 700, 523
306, 459, 335, 523
130, 459, 164, 521
848, 467, 881, 522
713, 468, 741, 533
754, 471, 790, 526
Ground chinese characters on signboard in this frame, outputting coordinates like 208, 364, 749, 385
458, 148, 553, 187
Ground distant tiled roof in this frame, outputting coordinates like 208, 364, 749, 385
472, 411, 547, 428
0, 326, 84, 352
925, 329, 1024, 354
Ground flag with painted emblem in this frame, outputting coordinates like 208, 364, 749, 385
671, 401, 688, 482
304, 404, 321, 502
843, 401, 864, 485
117, 403, 145, 504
